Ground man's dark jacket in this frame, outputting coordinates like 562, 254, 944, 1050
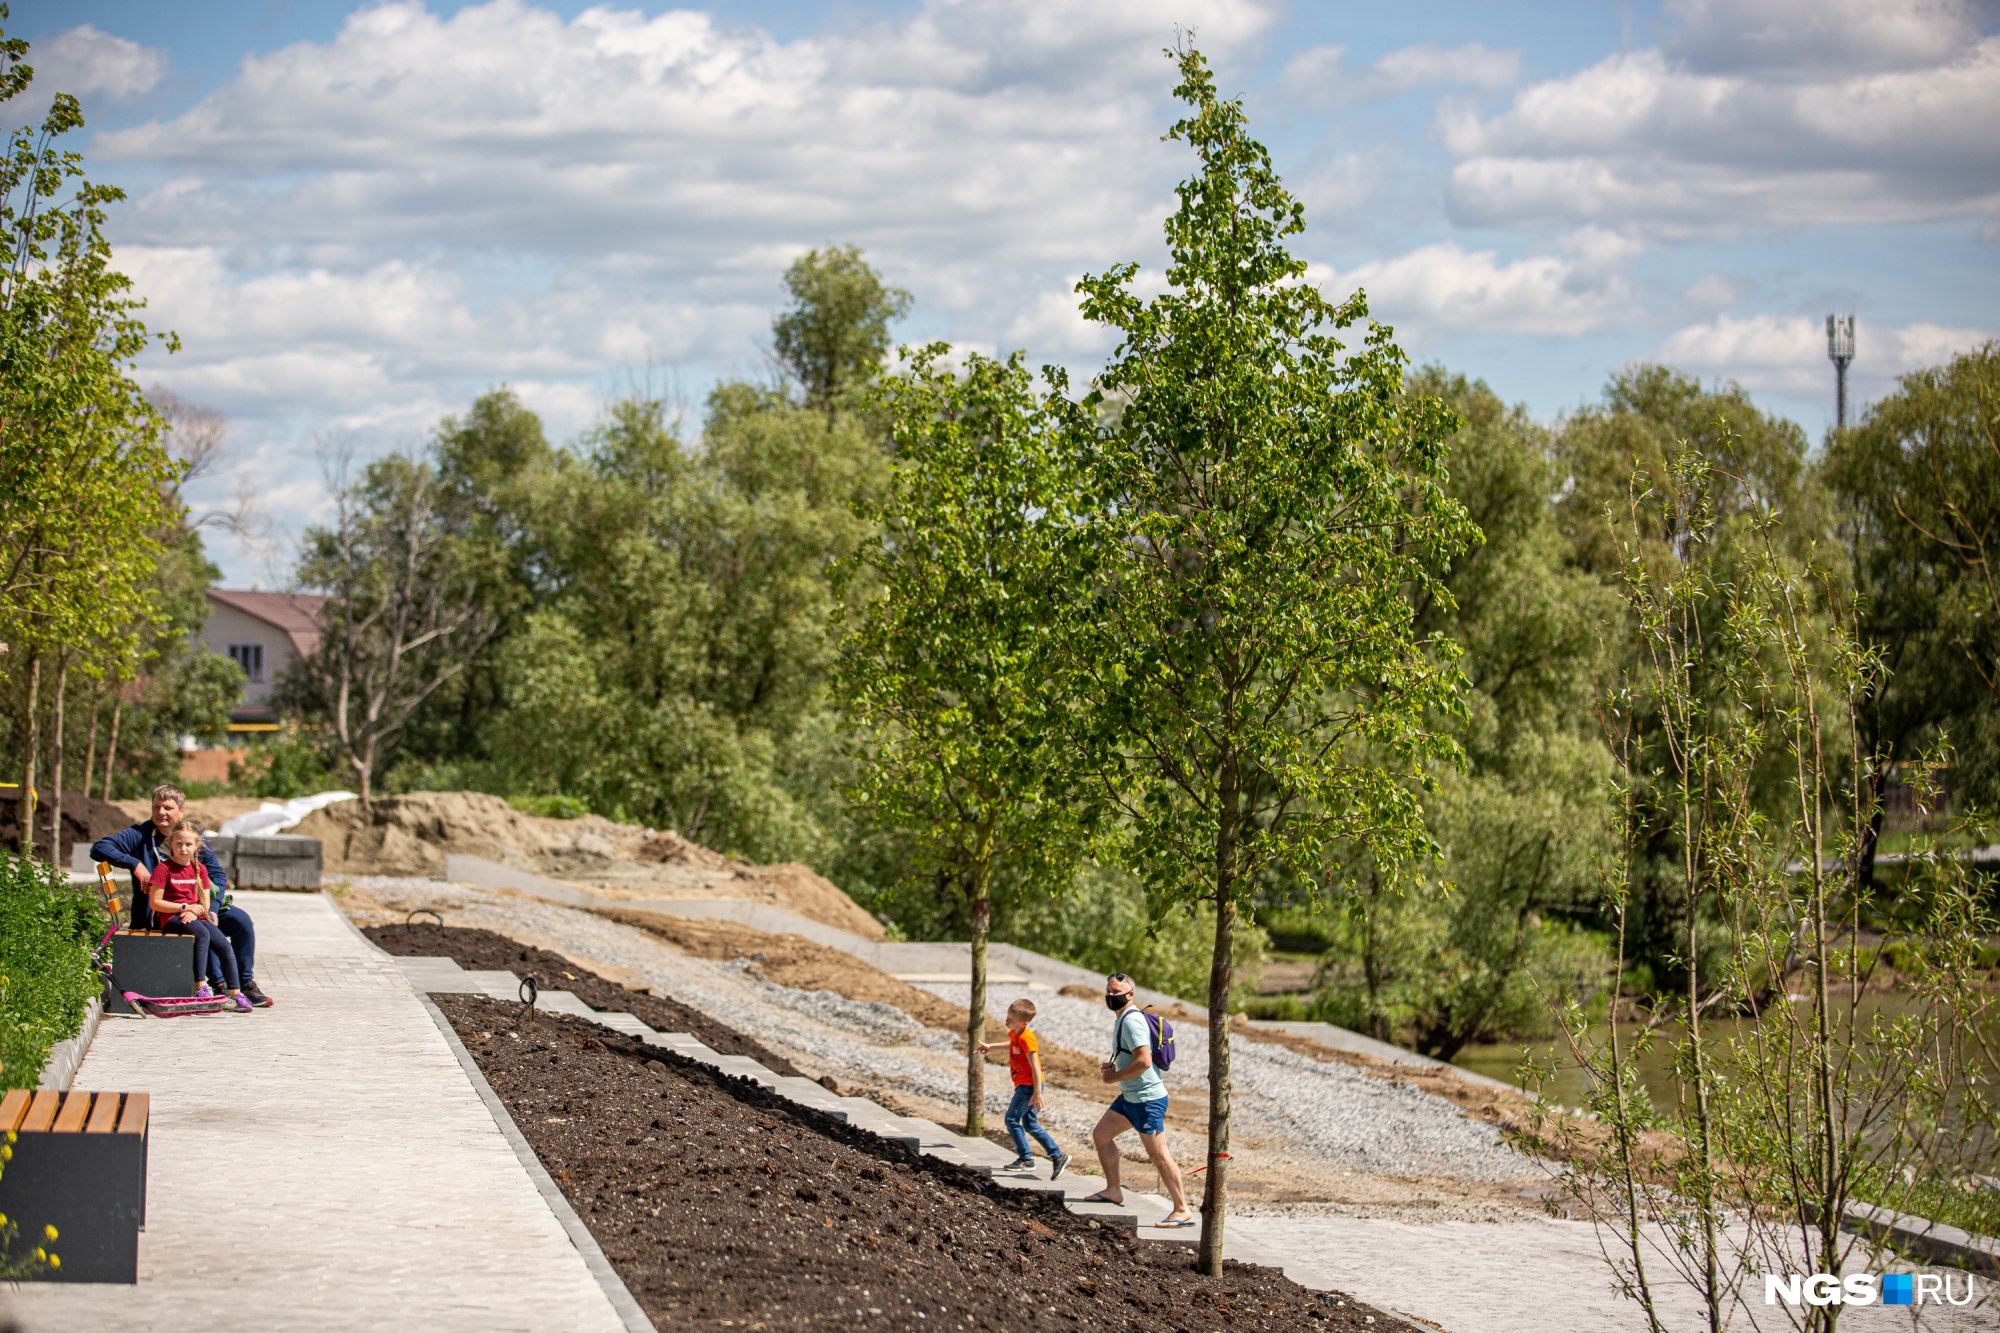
90, 821, 231, 925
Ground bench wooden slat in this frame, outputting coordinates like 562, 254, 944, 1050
51, 1090, 91, 1133
20, 1089, 60, 1132
116, 1092, 149, 1136
85, 1091, 123, 1133
0, 1088, 29, 1132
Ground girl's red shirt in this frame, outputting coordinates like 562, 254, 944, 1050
149, 859, 211, 907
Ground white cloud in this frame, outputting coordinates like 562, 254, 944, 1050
1662, 0, 1979, 77
35, 24, 167, 100
1316, 229, 1642, 339
1653, 312, 1995, 398
100, 0, 1279, 582
1284, 40, 1518, 104
1440, 1, 2000, 231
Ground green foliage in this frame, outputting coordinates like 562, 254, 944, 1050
1553, 366, 1827, 995
772, 246, 911, 418
1822, 341, 2000, 812
1070, 46, 1472, 956
508, 793, 589, 820
1006, 866, 1268, 1007
0, 13, 180, 832
0, 850, 102, 1091
840, 347, 1095, 926
1064, 46, 1472, 1264
1302, 371, 1619, 1058
288, 449, 502, 801
226, 732, 344, 799
472, 381, 880, 859
839, 344, 1102, 1130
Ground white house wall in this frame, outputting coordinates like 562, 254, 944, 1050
199, 602, 300, 708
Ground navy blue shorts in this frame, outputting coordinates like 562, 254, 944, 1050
1108, 1094, 1167, 1135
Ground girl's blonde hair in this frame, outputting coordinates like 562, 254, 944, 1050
165, 818, 206, 852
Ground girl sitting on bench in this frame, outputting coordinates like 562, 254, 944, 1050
148, 821, 253, 1013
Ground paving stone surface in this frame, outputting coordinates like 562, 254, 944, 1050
0, 891, 629, 1333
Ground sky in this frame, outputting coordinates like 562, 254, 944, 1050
12, 0, 2000, 587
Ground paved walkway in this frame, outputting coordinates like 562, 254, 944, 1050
1, 892, 628, 1333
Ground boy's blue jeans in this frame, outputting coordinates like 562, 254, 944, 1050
1005, 1084, 1061, 1160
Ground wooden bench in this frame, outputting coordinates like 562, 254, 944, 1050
95, 861, 195, 1013
0, 1088, 149, 1282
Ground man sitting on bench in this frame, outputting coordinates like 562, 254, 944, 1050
91, 784, 275, 1008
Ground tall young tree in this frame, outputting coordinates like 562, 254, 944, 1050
0, 15, 175, 838
1069, 48, 1473, 1272
838, 346, 1094, 1137
772, 246, 911, 421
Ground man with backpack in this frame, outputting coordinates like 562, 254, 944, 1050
1080, 972, 1195, 1227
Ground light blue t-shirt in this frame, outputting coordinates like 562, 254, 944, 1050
1112, 1006, 1166, 1103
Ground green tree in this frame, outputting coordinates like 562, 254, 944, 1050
838, 346, 1095, 1136
772, 245, 911, 420
290, 452, 500, 803
1304, 373, 1617, 1057
1554, 366, 1825, 994
1068, 47, 1474, 1272
1822, 342, 2000, 822
0, 12, 176, 841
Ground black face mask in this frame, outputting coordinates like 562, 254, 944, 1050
1105, 993, 1129, 1012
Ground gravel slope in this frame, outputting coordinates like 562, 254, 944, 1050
915, 980, 1539, 1183
342, 880, 1535, 1184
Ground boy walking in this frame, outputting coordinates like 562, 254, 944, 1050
979, 998, 1070, 1176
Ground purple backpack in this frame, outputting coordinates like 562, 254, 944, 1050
1120, 1007, 1176, 1073
1144, 1011, 1177, 1072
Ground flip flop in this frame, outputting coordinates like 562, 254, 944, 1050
1078, 1191, 1124, 1205
1153, 1217, 1198, 1229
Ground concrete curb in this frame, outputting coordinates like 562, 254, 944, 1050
417, 991, 658, 1333
37, 995, 102, 1092
1844, 1201, 2000, 1276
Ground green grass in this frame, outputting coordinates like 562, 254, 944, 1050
1857, 1175, 2000, 1243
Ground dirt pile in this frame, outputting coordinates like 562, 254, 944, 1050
438, 994, 1385, 1332
0, 788, 140, 864
300, 790, 884, 938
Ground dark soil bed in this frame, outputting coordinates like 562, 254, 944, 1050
369, 923, 800, 1075
435, 993, 1389, 1331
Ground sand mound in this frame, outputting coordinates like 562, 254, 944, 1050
297, 790, 883, 940
295, 791, 647, 877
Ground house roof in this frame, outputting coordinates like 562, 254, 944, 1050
205, 589, 327, 660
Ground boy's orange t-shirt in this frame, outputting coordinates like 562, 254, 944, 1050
1008, 1028, 1040, 1087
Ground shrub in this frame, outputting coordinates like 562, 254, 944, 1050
0, 853, 105, 1092
1241, 994, 1308, 1022
508, 794, 591, 820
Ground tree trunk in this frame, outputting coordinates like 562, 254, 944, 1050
354, 738, 374, 807
1199, 769, 1241, 1278
1199, 891, 1236, 1275
19, 652, 39, 856
81, 692, 101, 808
49, 655, 67, 867
965, 861, 992, 1138
101, 692, 122, 802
